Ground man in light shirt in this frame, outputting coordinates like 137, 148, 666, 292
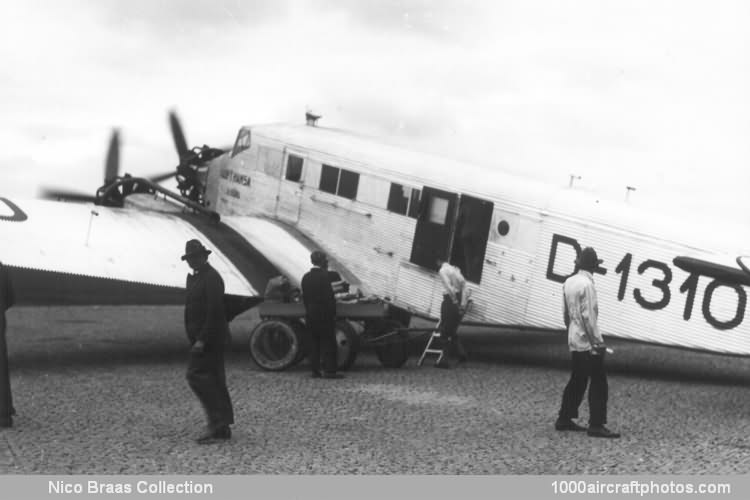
556, 247, 620, 439
435, 257, 469, 368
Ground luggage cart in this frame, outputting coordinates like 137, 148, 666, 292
247, 299, 412, 371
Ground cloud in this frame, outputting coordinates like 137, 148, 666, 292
90, 0, 286, 33
1, 0, 749, 227
311, 0, 480, 42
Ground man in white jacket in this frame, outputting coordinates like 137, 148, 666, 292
435, 258, 469, 368
556, 247, 620, 438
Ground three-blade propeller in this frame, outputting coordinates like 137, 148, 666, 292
39, 111, 224, 203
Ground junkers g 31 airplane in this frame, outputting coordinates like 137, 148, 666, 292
2, 111, 749, 370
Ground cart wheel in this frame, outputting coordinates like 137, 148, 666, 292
334, 320, 359, 371
248, 319, 301, 371
374, 320, 409, 368
290, 320, 309, 366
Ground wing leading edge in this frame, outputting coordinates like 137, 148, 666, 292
0, 198, 274, 305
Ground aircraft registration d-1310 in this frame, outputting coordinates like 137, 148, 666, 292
2, 111, 749, 369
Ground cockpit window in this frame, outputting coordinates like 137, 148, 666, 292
231, 128, 251, 157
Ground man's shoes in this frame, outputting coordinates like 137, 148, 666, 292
435, 360, 453, 369
587, 426, 620, 439
196, 425, 231, 444
311, 371, 322, 378
322, 372, 344, 379
555, 418, 587, 432
457, 355, 468, 364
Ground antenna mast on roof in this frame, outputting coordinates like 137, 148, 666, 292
625, 186, 636, 202
305, 110, 321, 127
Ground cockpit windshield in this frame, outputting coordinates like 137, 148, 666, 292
231, 128, 251, 157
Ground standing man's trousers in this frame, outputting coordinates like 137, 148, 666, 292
0, 317, 13, 428
558, 350, 609, 426
440, 294, 467, 361
308, 319, 338, 374
187, 347, 234, 429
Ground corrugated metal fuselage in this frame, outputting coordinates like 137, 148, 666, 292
204, 125, 750, 355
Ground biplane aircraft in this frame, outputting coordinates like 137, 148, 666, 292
1, 111, 749, 371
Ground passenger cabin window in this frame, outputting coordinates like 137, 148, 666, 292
319, 164, 339, 194
286, 154, 303, 182
387, 183, 421, 218
338, 170, 359, 199
319, 164, 359, 200
428, 196, 450, 224
231, 129, 251, 157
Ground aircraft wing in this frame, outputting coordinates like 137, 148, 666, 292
0, 197, 276, 305
221, 215, 363, 291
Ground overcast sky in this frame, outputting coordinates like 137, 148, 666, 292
2, 0, 749, 228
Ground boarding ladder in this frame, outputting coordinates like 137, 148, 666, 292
417, 295, 472, 367
417, 320, 444, 367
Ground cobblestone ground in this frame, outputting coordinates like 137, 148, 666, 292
1, 306, 749, 474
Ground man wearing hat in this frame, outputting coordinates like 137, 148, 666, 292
301, 250, 342, 379
556, 246, 620, 439
182, 239, 234, 442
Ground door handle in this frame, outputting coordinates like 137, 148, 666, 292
374, 246, 394, 257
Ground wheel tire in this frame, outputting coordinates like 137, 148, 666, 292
333, 320, 359, 371
248, 319, 301, 371
290, 320, 309, 366
374, 320, 409, 368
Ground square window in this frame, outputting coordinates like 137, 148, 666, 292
428, 196, 449, 225
319, 164, 339, 194
286, 155, 303, 182
337, 169, 359, 200
387, 183, 408, 214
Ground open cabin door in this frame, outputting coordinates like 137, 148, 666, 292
409, 187, 458, 270
275, 148, 306, 225
450, 194, 494, 283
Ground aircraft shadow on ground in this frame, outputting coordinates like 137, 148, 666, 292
404, 328, 750, 387
7, 329, 749, 386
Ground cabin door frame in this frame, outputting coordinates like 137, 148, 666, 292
409, 186, 458, 270
450, 194, 494, 283
275, 147, 306, 225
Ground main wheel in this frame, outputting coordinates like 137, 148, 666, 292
374, 320, 409, 368
333, 320, 359, 371
290, 320, 309, 366
248, 319, 301, 371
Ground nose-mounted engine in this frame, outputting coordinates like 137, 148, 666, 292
40, 111, 227, 221
175, 144, 225, 205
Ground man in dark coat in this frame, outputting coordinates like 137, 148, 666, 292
182, 239, 234, 443
301, 250, 342, 379
0, 262, 15, 428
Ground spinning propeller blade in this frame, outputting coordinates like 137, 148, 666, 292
103, 129, 120, 185
169, 110, 189, 161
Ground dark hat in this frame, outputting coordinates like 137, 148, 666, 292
181, 239, 212, 261
577, 246, 603, 270
310, 250, 328, 266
